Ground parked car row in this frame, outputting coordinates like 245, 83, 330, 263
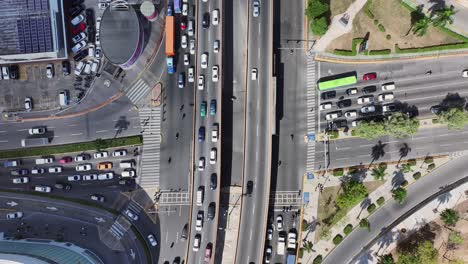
0, 65, 19, 80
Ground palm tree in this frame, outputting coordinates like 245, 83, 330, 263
432, 5, 457, 27
392, 187, 407, 204
440, 209, 459, 226
371, 166, 386, 181
303, 241, 314, 253
413, 16, 431, 36
401, 163, 413, 173
378, 254, 395, 264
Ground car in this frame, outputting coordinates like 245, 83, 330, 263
1, 66, 10, 80
264, 246, 272, 263
124, 209, 138, 221
213, 40, 220, 53
98, 172, 114, 180
381, 82, 396, 91
462, 70, 468, 78
54, 183, 71, 191
10, 169, 27, 176
321, 91, 336, 100
31, 168, 45, 174
212, 65, 219, 82
431, 105, 442, 115
96, 17, 102, 31
198, 126, 206, 142
28, 126, 46, 135
190, 39, 195, 54
59, 157, 73, 164
347, 87, 358, 95
112, 149, 127, 157
118, 179, 135, 186
202, 12, 210, 28
71, 14, 85, 26
24, 97, 32, 111
83, 174, 98, 181
193, 234, 201, 252
351, 120, 361, 127
344, 110, 357, 118
188, 67, 195, 82
210, 173, 217, 190
35, 185, 52, 193
12, 177, 29, 184
362, 85, 377, 94
9, 65, 19, 79
361, 105, 376, 113
198, 157, 205, 171
378, 93, 394, 102
90, 194, 105, 202
48, 167, 62, 173
95, 47, 102, 58
211, 124, 218, 142
98, 162, 113, 170
94, 151, 108, 159
62, 61, 71, 76
383, 103, 398, 113
196, 211, 204, 231
74, 154, 90, 162
200, 101, 207, 117
98, 2, 109, 9
72, 32, 87, 43
182, 3, 188, 16
210, 148, 217, 164
72, 40, 87, 53
337, 99, 352, 108
87, 27, 96, 42
46, 64, 54, 79
74, 61, 86, 76
70, 4, 84, 17
363, 72, 377, 81
88, 44, 95, 57
201, 53, 208, 68
212, 9, 219, 25
73, 50, 88, 62
204, 244, 212, 262
181, 224, 188, 241
319, 102, 332, 110
68, 175, 81, 182
147, 234, 158, 247
85, 8, 94, 25
253, 0, 260, 17
357, 95, 373, 104
267, 228, 273, 240
121, 169, 136, 178
183, 53, 190, 66
71, 22, 86, 35
91, 59, 100, 73
198, 75, 204, 90
251, 68, 258, 80
210, 99, 217, 115
276, 215, 283, 231
76, 163, 92, 171
6, 212, 23, 220
246, 180, 253, 195
181, 34, 188, 49
325, 111, 342, 121
178, 72, 185, 88
180, 19, 187, 30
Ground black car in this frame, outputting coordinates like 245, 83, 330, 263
202, 12, 210, 28
70, 4, 84, 17
362, 85, 377, 94
383, 103, 398, 113
62, 61, 70, 76
337, 99, 352, 108
198, 126, 205, 142
210, 173, 217, 190
85, 8, 95, 25
321, 91, 336, 100
9, 65, 19, 79
334, 119, 348, 128
73, 49, 88, 62
87, 27, 96, 43
207, 202, 216, 220
430, 105, 442, 115
246, 180, 253, 196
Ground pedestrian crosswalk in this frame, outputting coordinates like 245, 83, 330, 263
127, 200, 144, 214
159, 191, 190, 205
125, 79, 152, 105
138, 107, 161, 191
108, 216, 131, 240
270, 191, 302, 206
306, 53, 317, 174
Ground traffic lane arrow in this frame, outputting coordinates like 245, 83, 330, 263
6, 201, 18, 207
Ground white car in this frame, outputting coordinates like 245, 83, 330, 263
361, 105, 376, 113
198, 157, 205, 171
95, 33, 100, 46
193, 234, 201, 252
29, 127, 46, 135
319, 102, 332, 110
12, 177, 29, 184
196, 211, 204, 231
357, 96, 373, 105
91, 60, 99, 74
35, 185, 51, 193
253, 0, 260, 17
98, 172, 114, 180
83, 62, 92, 75
462, 70, 468, 78
72, 40, 87, 53
351, 120, 361, 127
72, 32, 87, 44
198, 75, 205, 90
71, 14, 85, 26
68, 175, 81, 182
184, 53, 190, 66
83, 174, 98, 181
90, 194, 105, 202
212, 9, 219, 25
48, 167, 62, 173
6, 212, 23, 219
46, 64, 54, 79
95, 47, 102, 58
182, 3, 188, 16
212, 65, 219, 82
24, 97, 32, 111
112, 149, 127, 157
251, 68, 258, 80
378, 93, 394, 102
88, 44, 95, 58
201, 53, 208, 69
188, 67, 195, 82
96, 17, 102, 31
210, 148, 217, 164
31, 168, 45, 174
98, 2, 109, 9
344, 110, 357, 118
124, 209, 138, 221
190, 39, 195, 55
76, 163, 92, 171
94, 151, 108, 159
381, 82, 396, 91
74, 61, 85, 75
277, 215, 283, 231
211, 125, 218, 142
181, 34, 188, 49
213, 40, 220, 53
147, 234, 158, 247
74, 154, 90, 162
325, 112, 341, 121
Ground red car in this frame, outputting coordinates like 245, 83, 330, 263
180, 19, 187, 30
59, 157, 73, 164
71, 22, 86, 35
204, 245, 212, 262
363, 72, 377, 81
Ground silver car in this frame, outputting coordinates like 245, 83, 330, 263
253, 0, 260, 17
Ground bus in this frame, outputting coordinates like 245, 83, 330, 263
318, 75, 357, 90
174, 0, 181, 14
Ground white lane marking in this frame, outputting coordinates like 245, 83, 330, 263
0, 140, 8, 143
48, 126, 55, 129
16, 129, 28, 132
336, 157, 349, 161
68, 124, 78, 127
96, 130, 108, 133
440, 143, 453, 147
250, 230, 253, 241
71, 133, 83, 136
357, 154, 368, 158
0, 131, 6, 133
53, 136, 60, 138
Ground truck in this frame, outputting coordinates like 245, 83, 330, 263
21, 138, 49, 147
287, 232, 297, 250
277, 234, 286, 255
174, 0, 181, 14
165, 15, 175, 74
4, 160, 20, 168
286, 254, 296, 264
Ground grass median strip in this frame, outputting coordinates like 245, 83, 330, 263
0, 136, 142, 159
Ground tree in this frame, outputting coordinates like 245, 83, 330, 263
372, 166, 386, 181
401, 163, 413, 173
397, 240, 438, 264
413, 16, 431, 36
305, 0, 329, 19
378, 254, 395, 264
438, 108, 468, 129
336, 180, 368, 210
303, 240, 314, 253
359, 218, 370, 231
354, 121, 386, 140
440, 208, 459, 226
448, 232, 464, 246
385, 113, 420, 138
392, 187, 407, 204
432, 5, 457, 27
311, 17, 328, 36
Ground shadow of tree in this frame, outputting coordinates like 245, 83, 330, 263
377, 229, 400, 255
428, 0, 447, 15
398, 143, 411, 165
392, 170, 406, 189
396, 223, 438, 253
358, 196, 371, 219
440, 93, 466, 110
370, 141, 387, 167
114, 116, 130, 138
355, 250, 375, 264
437, 192, 452, 208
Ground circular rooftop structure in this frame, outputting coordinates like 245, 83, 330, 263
100, 3, 144, 68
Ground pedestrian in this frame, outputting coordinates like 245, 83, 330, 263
182, 113, 186, 119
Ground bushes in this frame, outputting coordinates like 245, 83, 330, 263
428, 163, 436, 170
306, 0, 330, 36
424, 157, 434, 164
333, 234, 344, 245
328, 130, 339, 139
302, 219, 309, 231
367, 203, 377, 213
378, 24, 386, 32
364, 0, 375, 19
343, 224, 353, 235
374, 19, 379, 25
401, 180, 409, 187
298, 248, 304, 258
408, 159, 417, 166
377, 196, 385, 206
333, 49, 354, 56
333, 168, 344, 177
413, 172, 422, 180
368, 49, 391, 55
386, 34, 392, 40
311, 17, 329, 36
395, 43, 468, 54
313, 255, 323, 264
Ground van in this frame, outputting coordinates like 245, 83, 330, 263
207, 202, 216, 220
196, 186, 204, 206
381, 82, 396, 91
121, 169, 136, 178
119, 160, 135, 169
35, 157, 54, 165
59, 91, 69, 106
83, 62, 92, 75
188, 20, 194, 36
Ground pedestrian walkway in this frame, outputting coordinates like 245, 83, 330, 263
270, 191, 303, 206
306, 53, 317, 175
159, 191, 190, 205
125, 79, 152, 105
100, 216, 131, 251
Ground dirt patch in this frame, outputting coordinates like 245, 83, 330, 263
330, 0, 355, 19
326, 0, 461, 52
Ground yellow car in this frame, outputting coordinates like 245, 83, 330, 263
98, 162, 113, 170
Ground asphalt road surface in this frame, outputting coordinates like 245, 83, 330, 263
322, 156, 468, 264
235, 0, 273, 263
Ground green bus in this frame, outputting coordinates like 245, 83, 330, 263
318, 75, 357, 90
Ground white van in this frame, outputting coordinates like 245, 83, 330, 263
196, 186, 204, 206
121, 169, 136, 178
83, 62, 92, 75
59, 91, 69, 106
381, 82, 396, 91
35, 157, 54, 165
188, 20, 194, 36
119, 160, 135, 169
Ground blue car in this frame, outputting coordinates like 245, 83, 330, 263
198, 126, 205, 142
210, 99, 216, 116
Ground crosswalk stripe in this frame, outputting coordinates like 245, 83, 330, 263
306, 53, 317, 174
138, 106, 161, 190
